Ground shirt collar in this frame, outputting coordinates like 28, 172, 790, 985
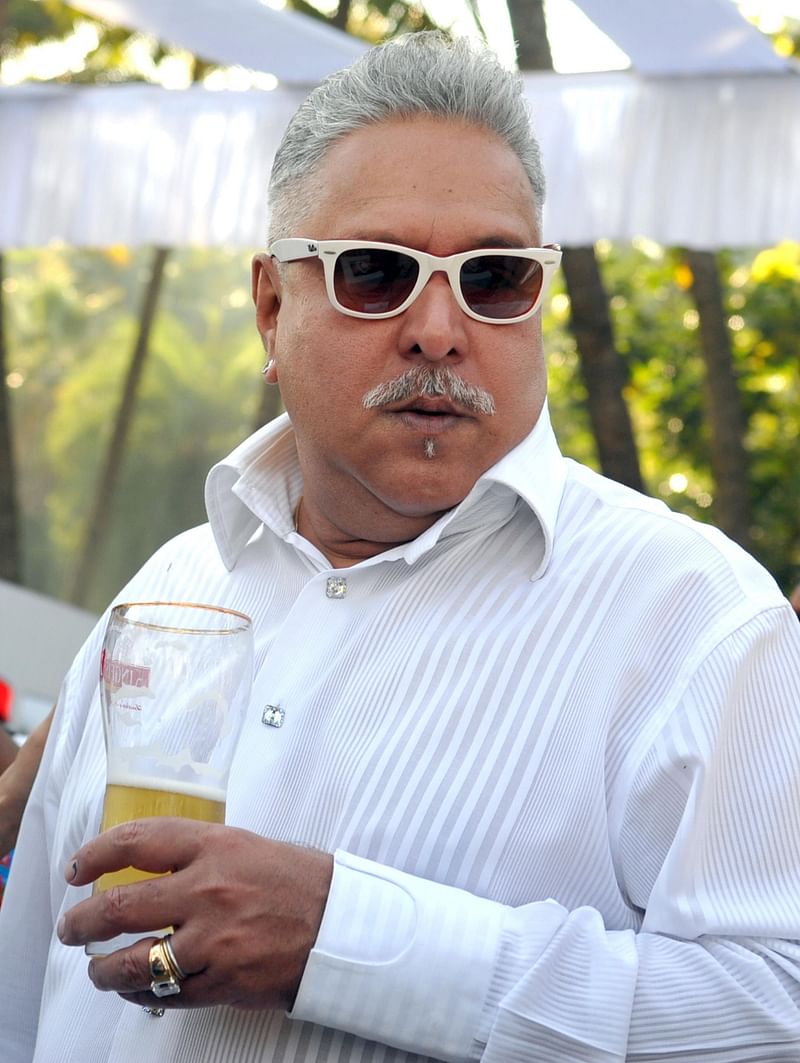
204, 403, 566, 579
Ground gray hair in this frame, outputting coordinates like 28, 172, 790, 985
267, 31, 545, 242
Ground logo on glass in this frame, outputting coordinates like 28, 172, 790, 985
101, 650, 151, 692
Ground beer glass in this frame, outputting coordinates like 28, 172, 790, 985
86, 601, 253, 955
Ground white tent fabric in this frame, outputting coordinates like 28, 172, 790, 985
2, 72, 798, 250
0, 83, 306, 249
525, 70, 800, 248
67, 0, 790, 79
69, 0, 367, 85
571, 0, 789, 74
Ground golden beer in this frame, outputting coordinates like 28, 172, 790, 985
94, 779, 225, 893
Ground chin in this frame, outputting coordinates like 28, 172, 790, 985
360, 452, 492, 520
379, 482, 471, 520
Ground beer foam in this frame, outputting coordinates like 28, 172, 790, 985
105, 771, 225, 804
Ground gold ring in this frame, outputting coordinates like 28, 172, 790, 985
148, 936, 184, 997
161, 934, 186, 981
148, 940, 171, 981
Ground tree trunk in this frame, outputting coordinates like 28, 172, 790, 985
685, 250, 752, 550
70, 246, 170, 606
0, 252, 20, 583
505, 0, 552, 70
0, 1, 21, 583
560, 249, 645, 491
331, 0, 353, 32
506, 0, 644, 491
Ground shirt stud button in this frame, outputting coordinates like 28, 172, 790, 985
326, 576, 348, 599
262, 705, 285, 728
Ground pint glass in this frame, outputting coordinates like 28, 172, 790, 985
87, 601, 253, 954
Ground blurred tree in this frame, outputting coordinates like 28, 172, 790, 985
506, 0, 644, 492
0, 4, 21, 583
3, 247, 262, 610
0, 253, 20, 583
505, 0, 551, 69
290, 0, 438, 40
685, 249, 752, 550
331, 0, 353, 32
69, 52, 213, 607
1, 0, 80, 56
70, 247, 170, 606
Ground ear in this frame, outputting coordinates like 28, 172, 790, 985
252, 253, 282, 383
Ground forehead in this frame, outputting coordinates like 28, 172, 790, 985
299, 116, 540, 248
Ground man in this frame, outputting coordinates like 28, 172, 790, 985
2, 31, 799, 1063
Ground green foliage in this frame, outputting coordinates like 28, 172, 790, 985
8, 238, 796, 611
733, 245, 800, 587
290, 0, 439, 43
2, 0, 83, 51
4, 248, 265, 610
545, 240, 800, 592
2, 0, 205, 84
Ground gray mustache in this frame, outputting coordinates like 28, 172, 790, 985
362, 366, 496, 416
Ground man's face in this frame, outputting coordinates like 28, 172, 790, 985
253, 116, 547, 538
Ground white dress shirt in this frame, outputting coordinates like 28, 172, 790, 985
1, 406, 799, 1063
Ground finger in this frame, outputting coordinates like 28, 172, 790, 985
90, 935, 249, 1011
115, 969, 224, 1011
89, 933, 199, 996
58, 874, 180, 948
66, 817, 210, 886
115, 968, 275, 1012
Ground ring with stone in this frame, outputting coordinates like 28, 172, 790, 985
149, 936, 184, 997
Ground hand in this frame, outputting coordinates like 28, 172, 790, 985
0, 727, 19, 775
57, 818, 333, 1011
0, 710, 53, 856
0, 766, 26, 857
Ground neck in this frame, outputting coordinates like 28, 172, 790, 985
295, 491, 451, 568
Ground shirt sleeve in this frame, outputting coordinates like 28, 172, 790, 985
0, 732, 57, 1061
292, 607, 800, 1062
0, 614, 104, 1063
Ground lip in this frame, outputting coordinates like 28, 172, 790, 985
394, 410, 463, 433
383, 395, 469, 434
386, 395, 465, 416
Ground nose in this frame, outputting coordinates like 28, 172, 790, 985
396, 271, 469, 362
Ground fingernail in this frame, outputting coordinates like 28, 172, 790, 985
66, 859, 78, 882
57, 916, 66, 941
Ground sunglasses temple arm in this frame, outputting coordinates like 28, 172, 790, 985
270, 239, 322, 264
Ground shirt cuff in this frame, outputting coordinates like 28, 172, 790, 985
291, 850, 508, 1061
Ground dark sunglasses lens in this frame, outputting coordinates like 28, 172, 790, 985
333, 249, 419, 314
460, 255, 544, 319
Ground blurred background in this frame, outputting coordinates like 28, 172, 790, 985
1, 0, 798, 724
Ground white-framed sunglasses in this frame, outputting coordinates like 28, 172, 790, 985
268, 238, 562, 324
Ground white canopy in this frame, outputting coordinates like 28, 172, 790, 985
67, 0, 789, 79
570, 0, 788, 75
2, 0, 798, 250
69, 0, 368, 85
2, 70, 798, 250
